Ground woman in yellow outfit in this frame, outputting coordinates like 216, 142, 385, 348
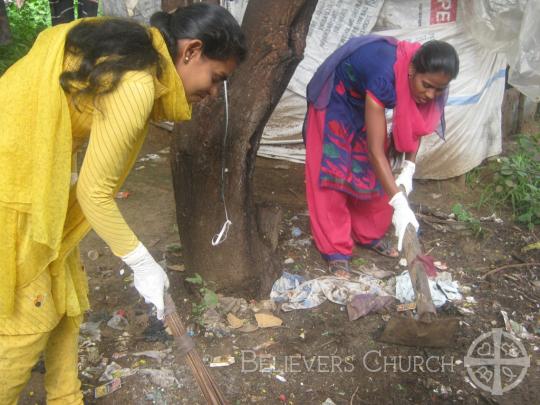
0, 4, 246, 403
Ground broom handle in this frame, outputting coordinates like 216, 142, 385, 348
399, 187, 437, 322
164, 293, 229, 405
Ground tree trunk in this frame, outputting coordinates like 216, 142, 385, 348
171, 0, 317, 296
0, 0, 12, 45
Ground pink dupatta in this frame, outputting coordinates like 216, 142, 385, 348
392, 41, 445, 153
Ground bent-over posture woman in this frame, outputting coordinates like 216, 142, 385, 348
0, 4, 246, 403
304, 36, 459, 277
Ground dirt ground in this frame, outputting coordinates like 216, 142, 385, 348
21, 125, 539, 405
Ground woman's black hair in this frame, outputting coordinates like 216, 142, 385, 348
60, 18, 161, 98
412, 40, 459, 79
60, 4, 246, 100
150, 3, 247, 63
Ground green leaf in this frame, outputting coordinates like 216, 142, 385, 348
517, 212, 532, 223
166, 243, 183, 253
185, 273, 204, 285
352, 258, 368, 266
202, 289, 219, 308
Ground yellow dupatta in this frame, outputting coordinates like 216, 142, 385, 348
0, 19, 191, 318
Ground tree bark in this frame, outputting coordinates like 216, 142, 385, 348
0, 0, 12, 45
171, 0, 317, 296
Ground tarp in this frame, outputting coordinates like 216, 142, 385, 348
103, 0, 536, 179
460, 0, 540, 101
102, 0, 161, 23
224, 0, 531, 179
254, 0, 508, 179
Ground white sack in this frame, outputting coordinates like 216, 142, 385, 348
459, 0, 540, 101
102, 0, 160, 23
373, 0, 458, 30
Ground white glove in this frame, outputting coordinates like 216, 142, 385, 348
121, 242, 169, 319
395, 160, 416, 196
389, 191, 419, 251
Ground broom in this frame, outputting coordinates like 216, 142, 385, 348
164, 293, 228, 405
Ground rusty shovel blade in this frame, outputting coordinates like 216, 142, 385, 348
378, 316, 460, 348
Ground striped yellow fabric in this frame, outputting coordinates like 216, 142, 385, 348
0, 314, 83, 404
0, 20, 191, 322
69, 66, 156, 256
0, 268, 62, 334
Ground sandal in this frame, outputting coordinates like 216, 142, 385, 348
328, 260, 352, 279
368, 239, 399, 258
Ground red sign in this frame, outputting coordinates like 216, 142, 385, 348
430, 0, 458, 24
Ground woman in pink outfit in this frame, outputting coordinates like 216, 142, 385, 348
303, 36, 459, 277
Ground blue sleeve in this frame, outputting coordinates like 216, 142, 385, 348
348, 40, 397, 108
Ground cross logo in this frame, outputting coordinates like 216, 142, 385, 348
464, 328, 530, 395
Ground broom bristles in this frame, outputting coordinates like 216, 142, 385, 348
164, 294, 228, 405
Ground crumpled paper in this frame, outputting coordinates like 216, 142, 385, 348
270, 272, 392, 311
395, 271, 462, 307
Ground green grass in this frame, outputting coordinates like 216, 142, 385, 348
479, 134, 540, 229
185, 273, 219, 323
451, 203, 483, 237
0, 0, 51, 74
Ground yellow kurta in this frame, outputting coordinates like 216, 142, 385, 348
0, 19, 191, 331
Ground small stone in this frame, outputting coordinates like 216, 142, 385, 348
238, 323, 258, 333
460, 286, 472, 295
465, 296, 477, 304
88, 250, 99, 261
250, 299, 276, 313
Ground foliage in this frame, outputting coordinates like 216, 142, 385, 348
465, 166, 481, 188
451, 203, 483, 237
0, 0, 50, 74
352, 257, 368, 267
480, 134, 540, 229
185, 273, 219, 322
165, 242, 182, 254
